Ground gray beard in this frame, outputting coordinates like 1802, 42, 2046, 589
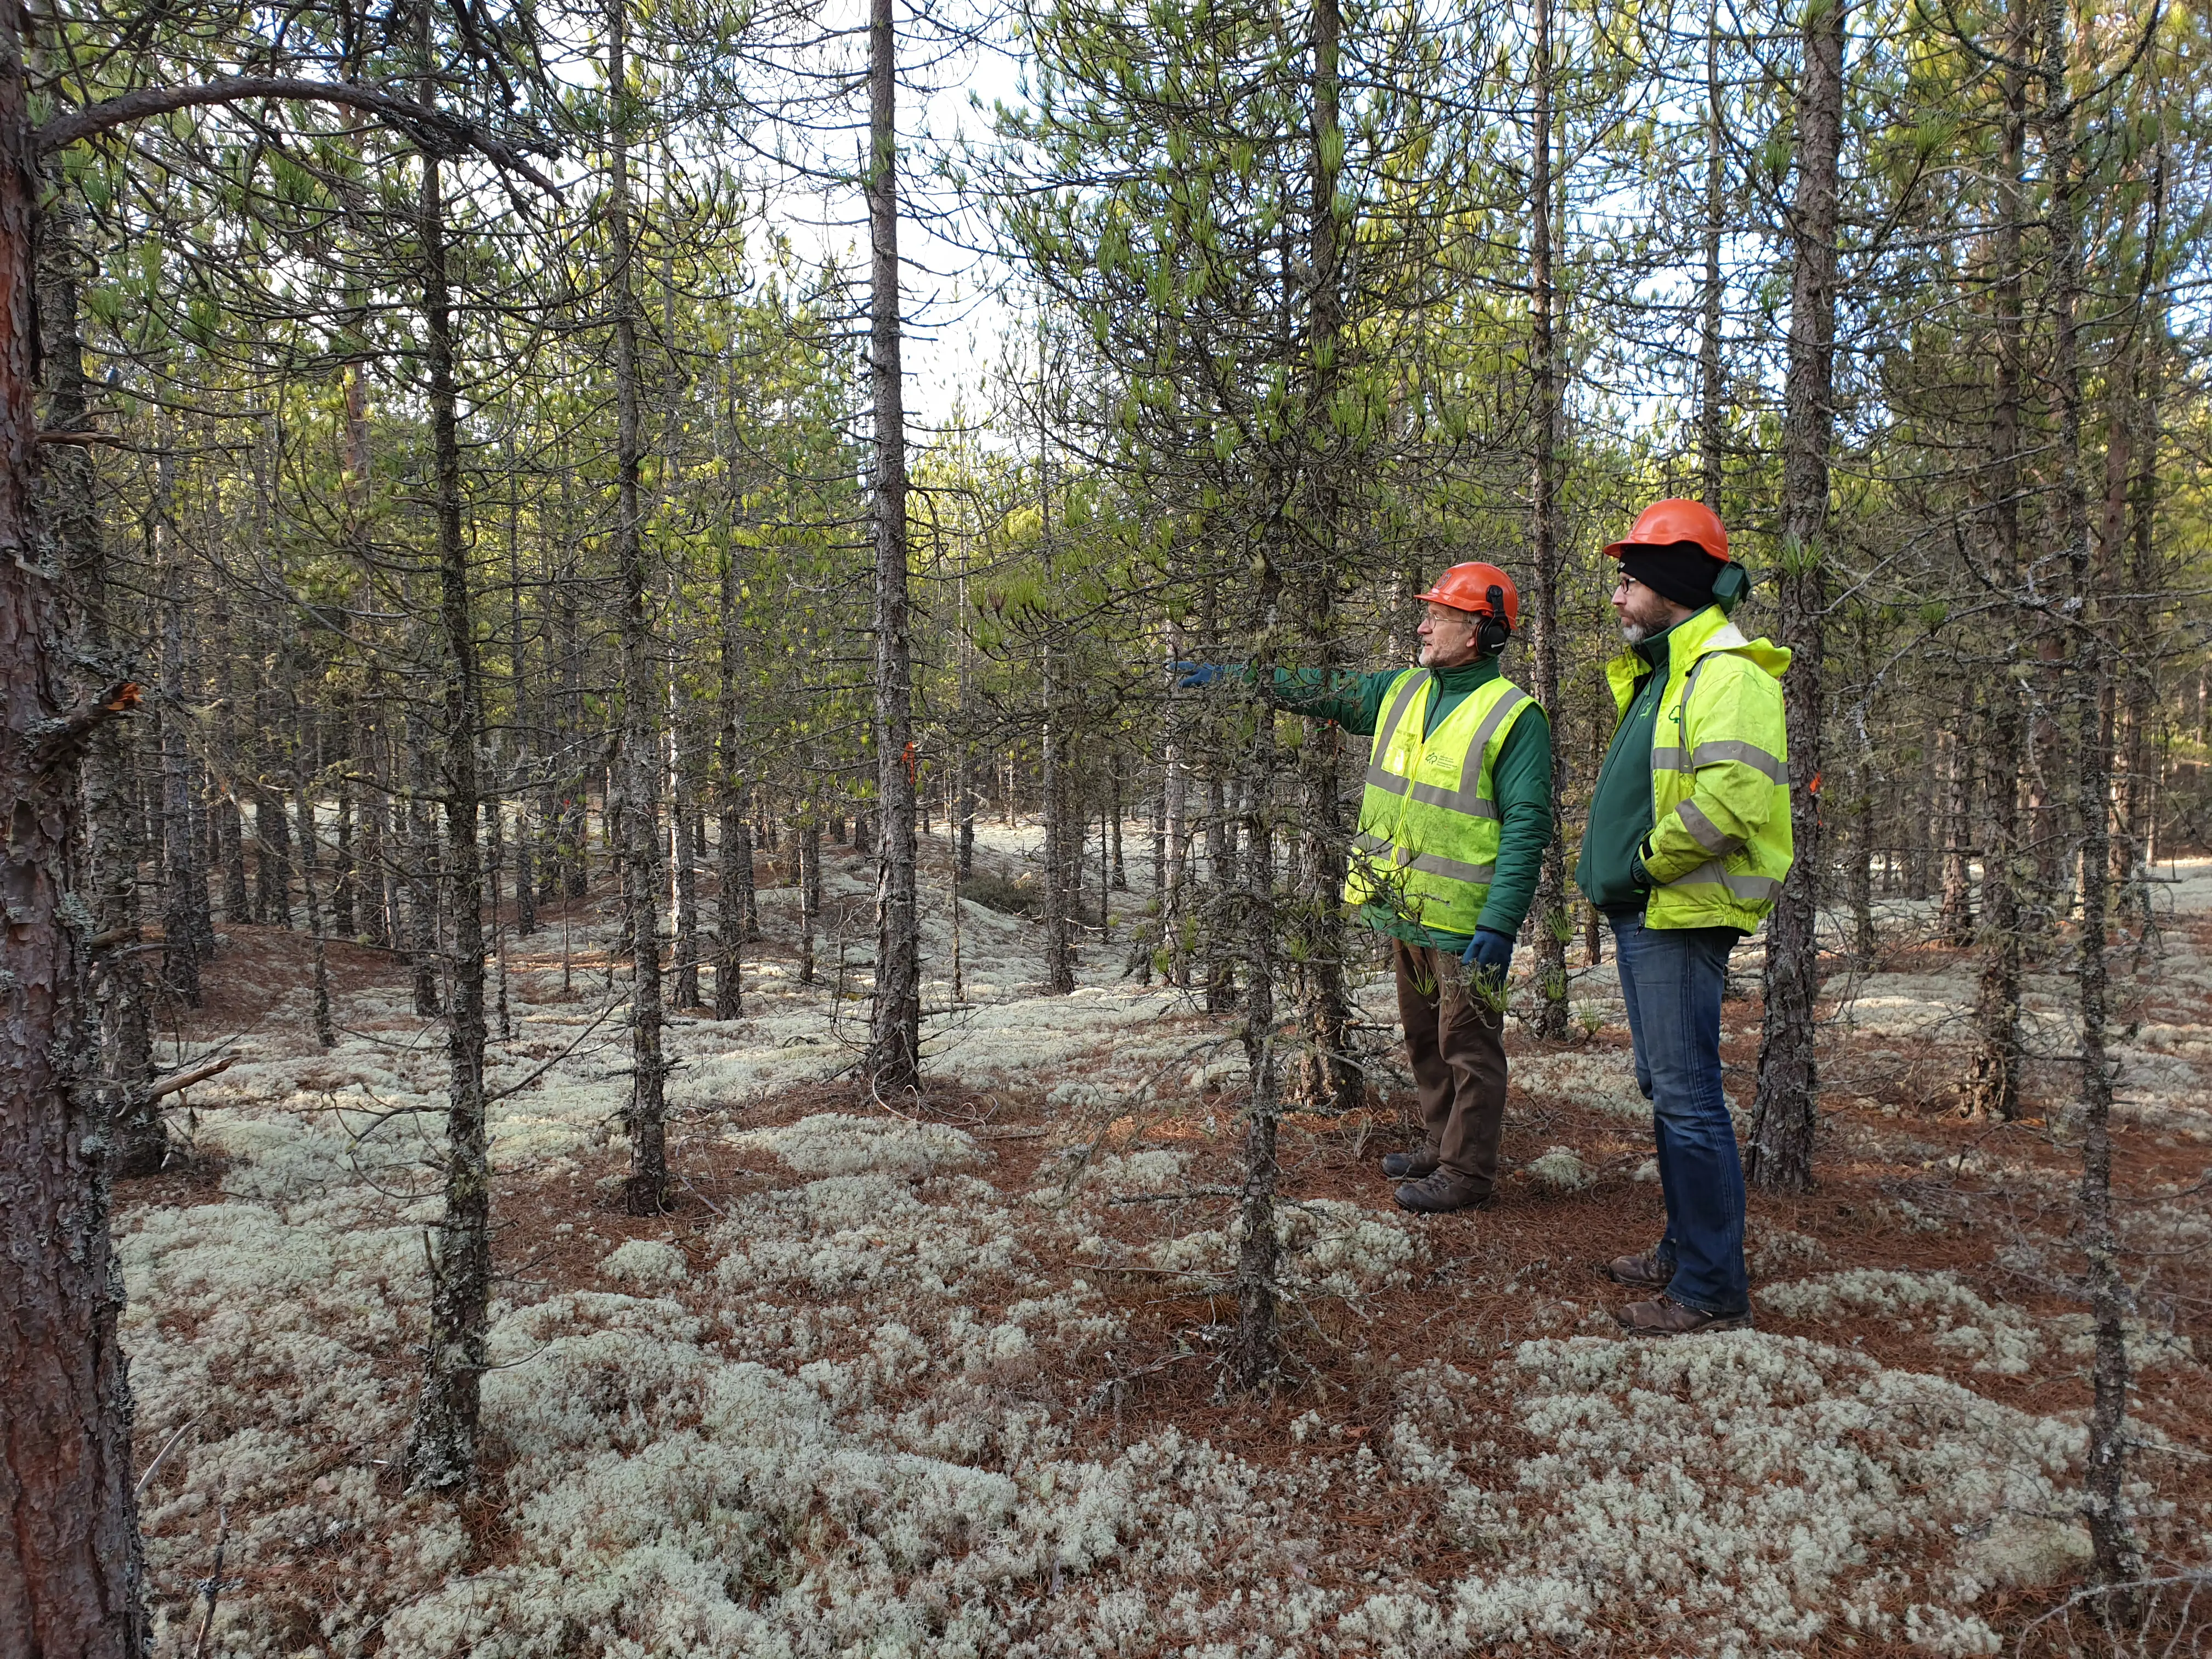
1619, 619, 1651, 644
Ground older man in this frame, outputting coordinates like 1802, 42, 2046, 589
1576, 499, 1792, 1335
1193, 563, 1553, 1214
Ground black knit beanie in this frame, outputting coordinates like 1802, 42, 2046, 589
1620, 541, 1720, 609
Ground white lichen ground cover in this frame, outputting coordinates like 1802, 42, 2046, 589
116, 833, 2212, 1656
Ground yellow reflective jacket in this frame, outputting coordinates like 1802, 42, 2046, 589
1600, 606, 1794, 932
1344, 670, 1538, 937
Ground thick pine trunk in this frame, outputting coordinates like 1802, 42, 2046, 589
862, 0, 924, 1091
1967, 0, 2029, 1121
2036, 1, 2138, 1589
1747, 0, 1845, 1193
1526, 0, 1571, 1041
607, 0, 668, 1212
402, 139, 494, 1491
41, 189, 162, 1179
0, 4, 154, 1638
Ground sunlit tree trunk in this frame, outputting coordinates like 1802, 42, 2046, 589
1748, 0, 1846, 1193
862, 0, 924, 1088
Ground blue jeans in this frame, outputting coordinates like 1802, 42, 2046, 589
1609, 912, 1750, 1316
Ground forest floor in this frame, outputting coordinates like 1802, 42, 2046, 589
115, 826, 2212, 1658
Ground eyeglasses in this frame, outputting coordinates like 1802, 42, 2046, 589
1613, 573, 1643, 594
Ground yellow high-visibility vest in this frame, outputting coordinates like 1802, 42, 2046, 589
1344, 669, 1536, 936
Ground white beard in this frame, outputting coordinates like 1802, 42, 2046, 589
1618, 619, 1651, 644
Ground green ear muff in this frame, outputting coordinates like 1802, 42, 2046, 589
1711, 562, 1750, 614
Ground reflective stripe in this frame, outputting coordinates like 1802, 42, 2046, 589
1409, 780, 1498, 817
1689, 738, 1788, 782
1458, 686, 1531, 794
1403, 849, 1497, 885
1669, 858, 1784, 901
1364, 764, 1412, 797
1652, 744, 1687, 772
1392, 685, 1530, 816
1371, 673, 1428, 757
1675, 799, 1742, 855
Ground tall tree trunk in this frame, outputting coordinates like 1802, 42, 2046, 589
1967, 0, 2030, 1121
2036, 2, 2138, 1590
1526, 0, 1571, 1041
158, 540, 203, 1007
332, 783, 357, 938
1293, 0, 1362, 1111
715, 537, 748, 1018
296, 771, 335, 1051
0, 1, 153, 1636
799, 816, 821, 986
607, 0, 668, 1212
1938, 689, 1974, 946
863, 0, 924, 1091
402, 132, 494, 1492
1230, 650, 1283, 1393
1699, 1, 1727, 506
41, 186, 162, 1178
509, 470, 536, 940
671, 718, 702, 1010
407, 716, 442, 1016
1747, 0, 1845, 1193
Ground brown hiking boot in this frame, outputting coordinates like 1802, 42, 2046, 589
1604, 1250, 1674, 1291
1615, 1295, 1753, 1336
1380, 1146, 1440, 1181
1393, 1170, 1490, 1215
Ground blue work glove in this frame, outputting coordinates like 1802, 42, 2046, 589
1460, 927, 1515, 977
1173, 662, 1228, 690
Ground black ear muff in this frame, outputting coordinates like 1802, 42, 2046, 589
1711, 562, 1750, 615
1477, 584, 1511, 656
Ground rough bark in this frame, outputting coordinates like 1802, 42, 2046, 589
607, 0, 668, 1214
715, 540, 747, 1019
1526, 0, 1571, 1041
1286, 0, 1362, 1113
2036, 0, 2139, 1589
401, 133, 493, 1491
1747, 0, 1845, 1193
861, 0, 924, 1091
1938, 691, 1974, 947
1966, 0, 2030, 1122
0, 0, 154, 1636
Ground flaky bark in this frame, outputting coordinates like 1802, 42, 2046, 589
1748, 0, 1846, 1193
1, 0, 153, 1640
862, 0, 924, 1091
606, 0, 667, 1212
400, 122, 493, 1493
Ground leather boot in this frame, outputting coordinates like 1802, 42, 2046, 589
1604, 1250, 1673, 1291
1380, 1146, 1439, 1181
1393, 1169, 1489, 1214
1614, 1295, 1752, 1336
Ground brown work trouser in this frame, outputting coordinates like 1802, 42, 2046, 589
1393, 939, 1508, 1193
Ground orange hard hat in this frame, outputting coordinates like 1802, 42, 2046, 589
1415, 562, 1519, 630
1602, 498, 1729, 564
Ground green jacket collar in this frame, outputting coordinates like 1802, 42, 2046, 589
1426, 654, 1501, 695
